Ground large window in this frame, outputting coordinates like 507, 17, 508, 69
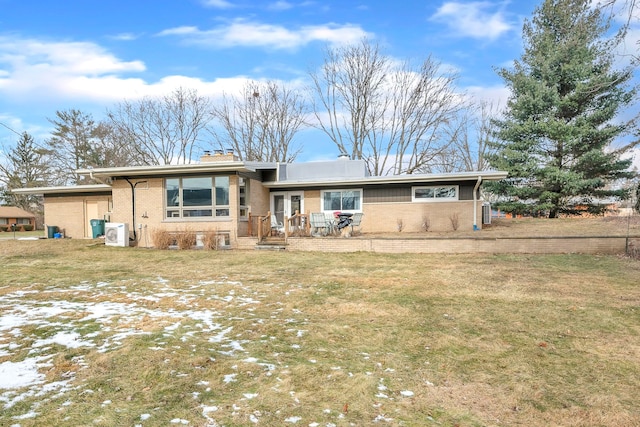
165, 176, 229, 219
321, 189, 362, 212
412, 185, 458, 202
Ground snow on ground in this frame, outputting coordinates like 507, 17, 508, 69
0, 277, 404, 425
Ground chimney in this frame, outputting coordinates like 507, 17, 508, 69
201, 149, 239, 163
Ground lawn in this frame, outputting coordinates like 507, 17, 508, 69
0, 239, 639, 426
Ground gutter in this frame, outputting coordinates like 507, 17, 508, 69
473, 175, 482, 231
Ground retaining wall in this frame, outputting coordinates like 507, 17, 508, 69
278, 235, 640, 254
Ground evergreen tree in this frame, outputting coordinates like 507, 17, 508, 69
0, 132, 51, 215
487, 0, 638, 217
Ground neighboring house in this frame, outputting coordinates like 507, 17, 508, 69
0, 206, 36, 231
12, 152, 507, 244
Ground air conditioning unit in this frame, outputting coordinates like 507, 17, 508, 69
104, 223, 129, 247
482, 203, 492, 225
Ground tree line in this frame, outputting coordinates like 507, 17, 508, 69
1, 0, 639, 220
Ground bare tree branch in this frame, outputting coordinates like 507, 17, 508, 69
209, 80, 308, 162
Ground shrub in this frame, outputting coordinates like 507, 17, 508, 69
202, 230, 220, 250
23, 224, 34, 231
0, 225, 8, 232
152, 229, 174, 250
175, 229, 197, 250
421, 215, 430, 232
450, 212, 460, 231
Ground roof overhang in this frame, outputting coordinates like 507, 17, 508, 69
263, 170, 508, 188
76, 162, 256, 179
11, 184, 112, 195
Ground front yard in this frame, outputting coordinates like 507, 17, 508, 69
0, 239, 639, 426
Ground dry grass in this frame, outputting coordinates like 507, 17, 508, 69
175, 228, 197, 249
362, 215, 640, 239
151, 228, 174, 249
0, 239, 639, 426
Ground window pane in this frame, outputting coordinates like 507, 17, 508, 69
216, 208, 230, 217
239, 177, 247, 206
435, 187, 456, 198
183, 177, 212, 206
183, 209, 213, 217
342, 190, 360, 210
166, 178, 180, 206
415, 188, 434, 199
215, 176, 229, 206
323, 191, 342, 210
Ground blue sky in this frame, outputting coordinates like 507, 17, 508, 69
0, 0, 638, 165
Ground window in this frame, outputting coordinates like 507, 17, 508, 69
238, 177, 249, 219
17, 218, 31, 225
412, 185, 458, 202
321, 189, 362, 212
165, 176, 230, 219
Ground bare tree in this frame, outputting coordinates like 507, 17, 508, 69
107, 87, 213, 165
309, 39, 465, 175
440, 101, 498, 173
209, 80, 307, 162
91, 121, 145, 168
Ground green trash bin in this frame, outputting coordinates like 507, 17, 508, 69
90, 219, 105, 238
47, 225, 58, 239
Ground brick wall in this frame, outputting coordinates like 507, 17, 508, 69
44, 195, 111, 238
363, 201, 481, 233
301, 191, 483, 233
285, 236, 634, 254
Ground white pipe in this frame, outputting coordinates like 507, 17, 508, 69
473, 175, 482, 231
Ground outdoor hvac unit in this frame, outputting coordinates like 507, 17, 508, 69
482, 203, 492, 225
104, 222, 129, 247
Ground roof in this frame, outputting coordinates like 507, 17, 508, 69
13, 159, 508, 194
76, 161, 260, 178
264, 170, 508, 188
0, 206, 36, 218
11, 184, 112, 195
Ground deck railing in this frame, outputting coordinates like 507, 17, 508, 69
248, 210, 311, 240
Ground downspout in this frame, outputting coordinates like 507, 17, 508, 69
124, 178, 148, 241
473, 175, 482, 231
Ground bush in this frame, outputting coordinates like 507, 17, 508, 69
202, 230, 221, 250
152, 229, 174, 250
23, 224, 34, 231
449, 212, 460, 231
175, 230, 197, 250
0, 225, 8, 232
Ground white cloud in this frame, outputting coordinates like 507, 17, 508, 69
200, 0, 236, 9
267, 1, 294, 11
0, 37, 144, 77
158, 19, 371, 50
431, 1, 513, 40
0, 35, 308, 112
0, 36, 238, 104
465, 84, 510, 111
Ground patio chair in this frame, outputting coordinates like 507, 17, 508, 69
350, 212, 363, 234
310, 212, 328, 236
271, 215, 284, 236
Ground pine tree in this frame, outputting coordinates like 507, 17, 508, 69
0, 132, 51, 213
487, 0, 638, 218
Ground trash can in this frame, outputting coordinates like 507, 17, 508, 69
90, 219, 106, 238
47, 225, 58, 239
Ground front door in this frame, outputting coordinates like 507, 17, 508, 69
85, 201, 99, 238
271, 191, 304, 225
